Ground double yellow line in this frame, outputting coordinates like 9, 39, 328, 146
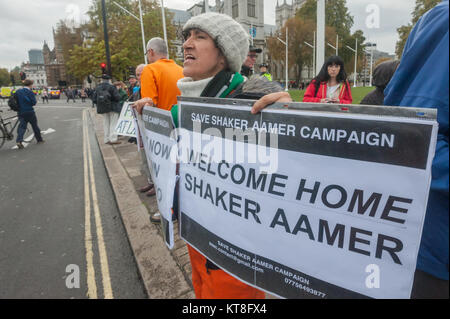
83, 110, 113, 299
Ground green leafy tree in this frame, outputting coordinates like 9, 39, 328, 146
267, 17, 337, 83
0, 68, 10, 86
66, 0, 177, 81
10, 67, 20, 87
395, 0, 441, 57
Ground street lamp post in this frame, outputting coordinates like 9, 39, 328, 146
277, 27, 289, 92
138, 0, 148, 64
316, 0, 325, 75
112, 1, 148, 64
345, 38, 358, 87
161, 0, 169, 59
304, 31, 315, 78
368, 43, 375, 87
327, 35, 339, 56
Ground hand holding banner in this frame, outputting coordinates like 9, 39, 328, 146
177, 97, 438, 299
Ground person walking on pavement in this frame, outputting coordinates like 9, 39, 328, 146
15, 79, 44, 149
93, 75, 122, 145
41, 88, 49, 104
66, 87, 75, 103
80, 88, 87, 103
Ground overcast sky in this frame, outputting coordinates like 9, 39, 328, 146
0, 0, 416, 70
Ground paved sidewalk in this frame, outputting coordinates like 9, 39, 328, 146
89, 108, 195, 299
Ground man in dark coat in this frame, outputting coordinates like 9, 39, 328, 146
15, 79, 44, 148
360, 60, 400, 105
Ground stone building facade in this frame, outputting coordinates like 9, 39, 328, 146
275, 0, 306, 30
42, 33, 67, 88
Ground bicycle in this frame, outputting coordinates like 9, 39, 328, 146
0, 110, 20, 149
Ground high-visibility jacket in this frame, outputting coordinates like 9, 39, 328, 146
261, 72, 272, 81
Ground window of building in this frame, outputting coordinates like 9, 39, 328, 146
232, 0, 239, 18
248, 0, 256, 18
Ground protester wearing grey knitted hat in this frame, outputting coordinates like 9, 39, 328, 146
134, 12, 292, 298
168, 12, 292, 300
169, 13, 291, 125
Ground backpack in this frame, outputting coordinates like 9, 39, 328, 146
8, 92, 20, 112
96, 84, 112, 114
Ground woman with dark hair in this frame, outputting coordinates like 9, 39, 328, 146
303, 55, 352, 104
360, 60, 400, 105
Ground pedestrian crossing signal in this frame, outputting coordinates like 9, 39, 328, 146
100, 63, 107, 74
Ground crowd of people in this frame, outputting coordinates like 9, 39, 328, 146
87, 2, 447, 299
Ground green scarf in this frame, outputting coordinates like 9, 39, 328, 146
171, 71, 244, 127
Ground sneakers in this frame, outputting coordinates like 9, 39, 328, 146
16, 142, 24, 149
150, 212, 161, 224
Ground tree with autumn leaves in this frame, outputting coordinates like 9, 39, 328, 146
267, 0, 366, 84
63, 0, 177, 83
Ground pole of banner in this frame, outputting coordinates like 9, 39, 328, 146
138, 0, 148, 64
161, 0, 169, 59
101, 0, 112, 77
316, 0, 325, 75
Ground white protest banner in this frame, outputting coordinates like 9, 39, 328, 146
141, 106, 178, 249
177, 97, 438, 299
115, 102, 136, 137
131, 107, 144, 152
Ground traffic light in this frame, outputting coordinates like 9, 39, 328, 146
10, 74, 15, 86
19, 72, 26, 80
100, 63, 107, 75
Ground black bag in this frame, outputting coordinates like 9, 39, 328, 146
8, 93, 20, 112
96, 85, 112, 114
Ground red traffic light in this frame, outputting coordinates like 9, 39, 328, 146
100, 63, 106, 68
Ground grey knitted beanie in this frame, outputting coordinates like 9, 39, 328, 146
183, 12, 250, 73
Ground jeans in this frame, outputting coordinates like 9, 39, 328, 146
16, 112, 43, 143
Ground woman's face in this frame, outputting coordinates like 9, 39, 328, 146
327, 63, 341, 79
183, 29, 226, 81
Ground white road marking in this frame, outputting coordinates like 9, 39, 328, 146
11, 128, 55, 149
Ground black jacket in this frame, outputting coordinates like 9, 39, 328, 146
93, 82, 121, 114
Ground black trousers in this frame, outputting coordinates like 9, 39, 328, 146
411, 269, 449, 299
